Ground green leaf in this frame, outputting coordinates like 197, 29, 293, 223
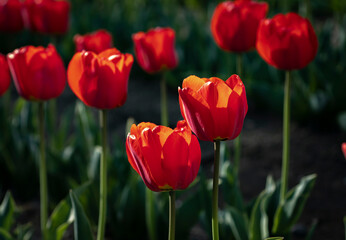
344, 216, 346, 240
272, 174, 317, 235
14, 224, 34, 240
69, 191, 94, 240
264, 237, 284, 240
249, 176, 277, 240
0, 192, 16, 231
0, 228, 13, 240
220, 207, 249, 240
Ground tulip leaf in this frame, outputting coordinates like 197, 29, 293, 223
264, 237, 284, 240
69, 191, 94, 240
343, 216, 346, 240
0, 228, 13, 240
0, 192, 16, 231
219, 207, 249, 240
249, 176, 278, 240
272, 174, 316, 235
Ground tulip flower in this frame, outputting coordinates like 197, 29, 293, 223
133, 27, 178, 74
211, 0, 268, 53
127, 120, 201, 240
7, 44, 66, 239
68, 47, 133, 240
0, 54, 11, 96
256, 12, 318, 70
67, 48, 133, 109
126, 120, 201, 192
74, 29, 113, 54
0, 0, 24, 32
178, 75, 248, 142
24, 0, 70, 34
256, 13, 318, 205
7, 44, 66, 101
179, 74, 247, 240
342, 143, 346, 160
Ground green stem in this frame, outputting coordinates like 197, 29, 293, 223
161, 73, 168, 126
146, 189, 157, 240
280, 71, 291, 204
39, 102, 47, 240
212, 141, 220, 240
97, 109, 108, 240
233, 54, 243, 177
168, 191, 176, 240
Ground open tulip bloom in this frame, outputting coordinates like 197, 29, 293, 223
126, 120, 201, 240
7, 44, 66, 239
74, 29, 113, 54
179, 74, 247, 240
68, 47, 133, 240
256, 12, 318, 204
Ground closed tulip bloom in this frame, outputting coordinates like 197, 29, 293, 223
0, 0, 24, 32
74, 29, 113, 54
211, 0, 268, 52
7, 44, 66, 101
256, 13, 318, 70
0, 54, 11, 96
24, 0, 70, 34
342, 143, 346, 160
179, 75, 248, 142
126, 120, 201, 192
133, 27, 178, 73
67, 48, 133, 109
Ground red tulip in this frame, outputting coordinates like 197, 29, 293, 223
342, 143, 346, 160
0, 0, 24, 32
67, 48, 133, 109
24, 0, 70, 34
0, 54, 11, 96
256, 12, 318, 70
211, 0, 268, 53
133, 27, 178, 73
126, 120, 201, 192
178, 75, 248, 142
74, 29, 113, 54
7, 44, 66, 101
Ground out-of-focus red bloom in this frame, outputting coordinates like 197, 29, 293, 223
0, 0, 24, 32
132, 27, 178, 73
7, 44, 66, 101
73, 29, 113, 54
24, 0, 70, 34
67, 48, 133, 109
342, 143, 346, 160
0, 54, 11, 96
126, 120, 201, 192
178, 75, 248, 142
256, 12, 318, 70
211, 0, 268, 52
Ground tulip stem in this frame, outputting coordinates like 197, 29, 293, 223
168, 191, 176, 240
161, 73, 169, 126
280, 71, 291, 205
97, 109, 108, 240
39, 102, 48, 240
212, 140, 220, 240
146, 189, 157, 240
234, 53, 243, 177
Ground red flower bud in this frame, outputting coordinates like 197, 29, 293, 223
24, 0, 70, 34
74, 29, 113, 54
67, 48, 133, 109
211, 0, 268, 52
256, 13, 318, 70
126, 120, 201, 192
0, 54, 11, 96
133, 27, 178, 73
342, 143, 346, 160
179, 75, 248, 142
0, 0, 24, 32
7, 44, 66, 101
